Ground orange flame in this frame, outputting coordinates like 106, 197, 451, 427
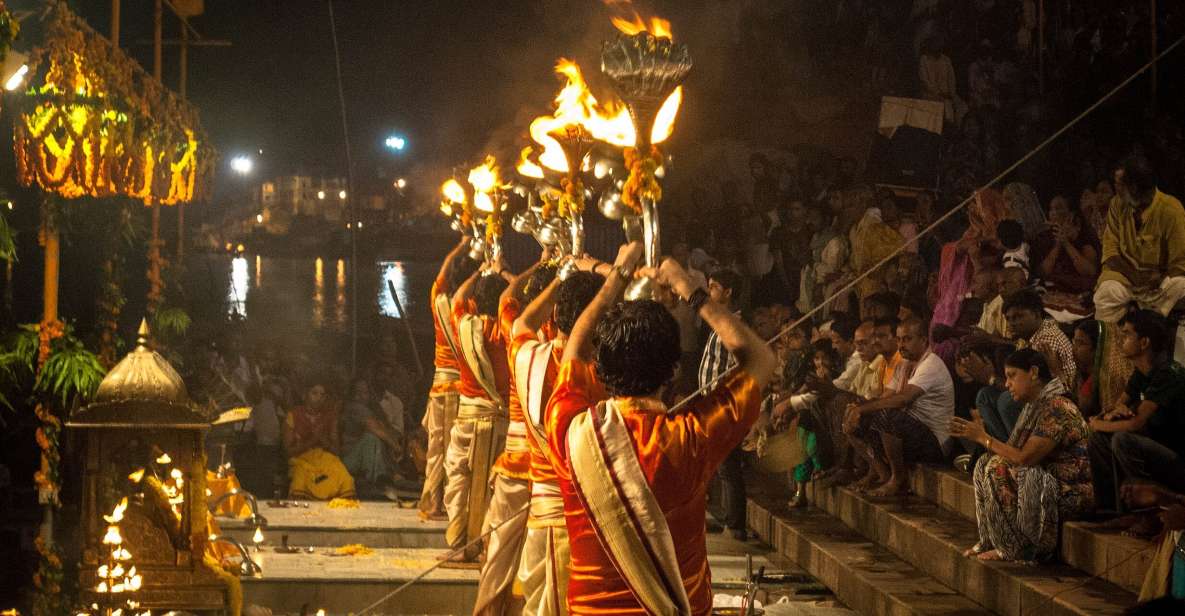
441, 179, 466, 204
611, 12, 672, 39
516, 146, 544, 179
650, 86, 683, 145
530, 59, 635, 172
104, 497, 129, 524
467, 156, 500, 194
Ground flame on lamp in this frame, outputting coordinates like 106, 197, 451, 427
253, 526, 264, 545
650, 86, 683, 145
104, 497, 128, 524
155, 453, 171, 465
441, 179, 467, 204
610, 12, 672, 39
127, 469, 145, 483
529, 59, 634, 172
516, 146, 544, 179
467, 156, 500, 194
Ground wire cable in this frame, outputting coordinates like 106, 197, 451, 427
326, 0, 360, 375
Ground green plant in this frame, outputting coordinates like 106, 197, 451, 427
35, 336, 103, 408
152, 306, 191, 342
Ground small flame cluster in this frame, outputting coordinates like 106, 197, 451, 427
94, 497, 144, 612
440, 6, 685, 237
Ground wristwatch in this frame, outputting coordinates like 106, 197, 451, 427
685, 287, 709, 312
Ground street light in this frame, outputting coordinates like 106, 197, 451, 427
255, 213, 263, 224
384, 135, 407, 151
395, 178, 407, 190
317, 190, 326, 200
231, 155, 254, 176
3, 50, 28, 92
338, 190, 347, 200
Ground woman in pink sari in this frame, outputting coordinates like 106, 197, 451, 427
932, 189, 1009, 328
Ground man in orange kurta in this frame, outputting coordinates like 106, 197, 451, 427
445, 264, 512, 563
419, 237, 473, 520
546, 248, 777, 616
474, 259, 556, 615
511, 265, 608, 616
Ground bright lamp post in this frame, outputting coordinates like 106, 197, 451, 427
230, 155, 254, 176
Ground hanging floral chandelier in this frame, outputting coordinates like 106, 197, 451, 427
12, 1, 213, 205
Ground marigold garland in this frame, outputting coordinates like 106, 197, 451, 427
559, 177, 584, 219
622, 145, 663, 214
12, 2, 213, 205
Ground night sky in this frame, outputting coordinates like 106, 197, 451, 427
59, 1, 723, 198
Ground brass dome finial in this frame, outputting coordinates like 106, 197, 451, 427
136, 318, 151, 350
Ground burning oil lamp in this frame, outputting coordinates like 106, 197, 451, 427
600, 14, 691, 300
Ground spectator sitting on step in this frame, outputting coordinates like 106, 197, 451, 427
952, 348, 1094, 563
1002, 288, 1078, 392
1072, 320, 1101, 418
1088, 310, 1185, 537
285, 381, 356, 500
1093, 154, 1185, 324
975, 265, 1027, 339
842, 318, 955, 496
997, 219, 1031, 276
953, 337, 1022, 471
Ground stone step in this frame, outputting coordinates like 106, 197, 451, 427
747, 496, 994, 616
240, 540, 807, 615
909, 464, 1155, 594
807, 482, 1137, 616
217, 500, 447, 549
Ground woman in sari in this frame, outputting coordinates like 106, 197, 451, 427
284, 381, 356, 500
1003, 182, 1047, 241
951, 348, 1093, 562
932, 188, 1008, 328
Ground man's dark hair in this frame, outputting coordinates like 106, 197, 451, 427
1002, 288, 1044, 316
1005, 348, 1053, 382
448, 257, 479, 290
866, 291, 901, 316
897, 317, 928, 340
872, 316, 900, 331
899, 294, 931, 322
996, 219, 1025, 250
523, 264, 557, 306
595, 300, 682, 397
1119, 153, 1158, 198
829, 314, 858, 342
1074, 319, 1100, 349
473, 274, 509, 318
709, 267, 743, 297
554, 272, 604, 335
1119, 309, 1171, 356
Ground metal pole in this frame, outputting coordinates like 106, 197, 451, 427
177, 19, 188, 269
111, 0, 121, 46
149, 0, 163, 315
327, 0, 359, 375
1151, 0, 1159, 104
1038, 0, 1045, 95
153, 0, 162, 79
387, 279, 425, 378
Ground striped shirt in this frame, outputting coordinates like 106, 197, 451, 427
698, 329, 735, 389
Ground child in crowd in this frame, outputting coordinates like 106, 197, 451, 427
997, 219, 1030, 275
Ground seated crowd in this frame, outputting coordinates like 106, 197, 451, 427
688, 152, 1184, 600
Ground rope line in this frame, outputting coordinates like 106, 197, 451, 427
670, 33, 1185, 413
353, 503, 530, 616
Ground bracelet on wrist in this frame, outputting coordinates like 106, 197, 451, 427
685, 287, 709, 312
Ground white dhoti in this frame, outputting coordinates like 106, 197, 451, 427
472, 469, 530, 615
444, 395, 507, 559
419, 369, 460, 518
1093, 276, 1185, 323
517, 481, 570, 616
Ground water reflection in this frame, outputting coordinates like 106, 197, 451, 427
228, 256, 249, 317
378, 261, 410, 318
334, 259, 347, 326
254, 255, 262, 288
313, 257, 325, 328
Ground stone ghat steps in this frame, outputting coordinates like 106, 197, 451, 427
804, 479, 1137, 616
218, 501, 448, 549
748, 498, 994, 615
909, 464, 1156, 595
240, 545, 795, 615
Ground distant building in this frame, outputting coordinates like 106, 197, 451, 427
256, 175, 350, 222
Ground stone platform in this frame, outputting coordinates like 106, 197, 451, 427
218, 501, 447, 549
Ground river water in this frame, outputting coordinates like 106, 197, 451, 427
185, 253, 439, 360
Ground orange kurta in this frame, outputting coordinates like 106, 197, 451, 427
430, 277, 461, 390
452, 298, 510, 402
491, 296, 531, 480
547, 360, 761, 616
517, 333, 564, 485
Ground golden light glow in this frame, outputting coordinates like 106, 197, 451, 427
155, 453, 172, 464
467, 156, 500, 194
473, 192, 495, 214
530, 59, 634, 172
611, 12, 673, 39
440, 201, 455, 217
441, 179, 467, 204
128, 469, 145, 483
650, 86, 683, 145
104, 497, 128, 524
516, 146, 544, 179
253, 527, 264, 544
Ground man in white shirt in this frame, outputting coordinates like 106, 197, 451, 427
842, 318, 954, 496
